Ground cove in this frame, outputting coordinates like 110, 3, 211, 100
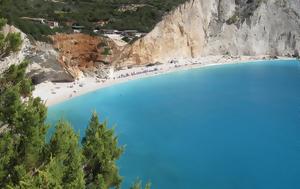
47, 60, 300, 189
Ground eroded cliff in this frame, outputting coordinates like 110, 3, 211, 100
115, 0, 300, 66
52, 34, 121, 78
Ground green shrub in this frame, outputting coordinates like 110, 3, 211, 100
226, 14, 239, 25
0, 18, 7, 29
0, 17, 22, 58
101, 47, 111, 56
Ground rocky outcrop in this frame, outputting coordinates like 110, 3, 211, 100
0, 25, 74, 84
26, 42, 74, 84
115, 0, 300, 66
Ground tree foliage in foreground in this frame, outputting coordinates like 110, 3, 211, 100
0, 62, 150, 188
82, 112, 124, 188
0, 18, 22, 59
130, 180, 151, 189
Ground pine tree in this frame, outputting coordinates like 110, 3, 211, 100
82, 112, 124, 189
47, 120, 85, 189
16, 121, 86, 189
0, 61, 47, 187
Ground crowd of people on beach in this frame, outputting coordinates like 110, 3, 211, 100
112, 59, 205, 80
48, 59, 205, 99
38, 55, 268, 105
115, 67, 160, 79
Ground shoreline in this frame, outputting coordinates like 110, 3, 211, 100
33, 55, 297, 107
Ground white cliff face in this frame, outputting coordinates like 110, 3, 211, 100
204, 0, 300, 56
116, 0, 300, 66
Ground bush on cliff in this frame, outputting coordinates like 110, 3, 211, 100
0, 18, 22, 59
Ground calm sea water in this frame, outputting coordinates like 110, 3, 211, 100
47, 60, 300, 189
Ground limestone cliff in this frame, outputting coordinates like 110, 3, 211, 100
115, 0, 300, 66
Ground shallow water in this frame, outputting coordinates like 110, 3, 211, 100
48, 60, 300, 189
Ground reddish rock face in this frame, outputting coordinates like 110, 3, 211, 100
51, 33, 121, 78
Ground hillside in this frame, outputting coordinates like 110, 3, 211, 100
2, 0, 300, 80
115, 0, 300, 66
0, 0, 186, 40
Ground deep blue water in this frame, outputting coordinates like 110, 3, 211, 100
47, 60, 300, 189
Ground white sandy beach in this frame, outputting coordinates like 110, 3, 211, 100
33, 55, 296, 106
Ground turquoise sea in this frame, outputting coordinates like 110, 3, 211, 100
47, 60, 300, 189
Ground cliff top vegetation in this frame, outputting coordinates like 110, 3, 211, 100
0, 0, 186, 40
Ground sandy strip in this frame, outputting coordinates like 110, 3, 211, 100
33, 55, 296, 107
